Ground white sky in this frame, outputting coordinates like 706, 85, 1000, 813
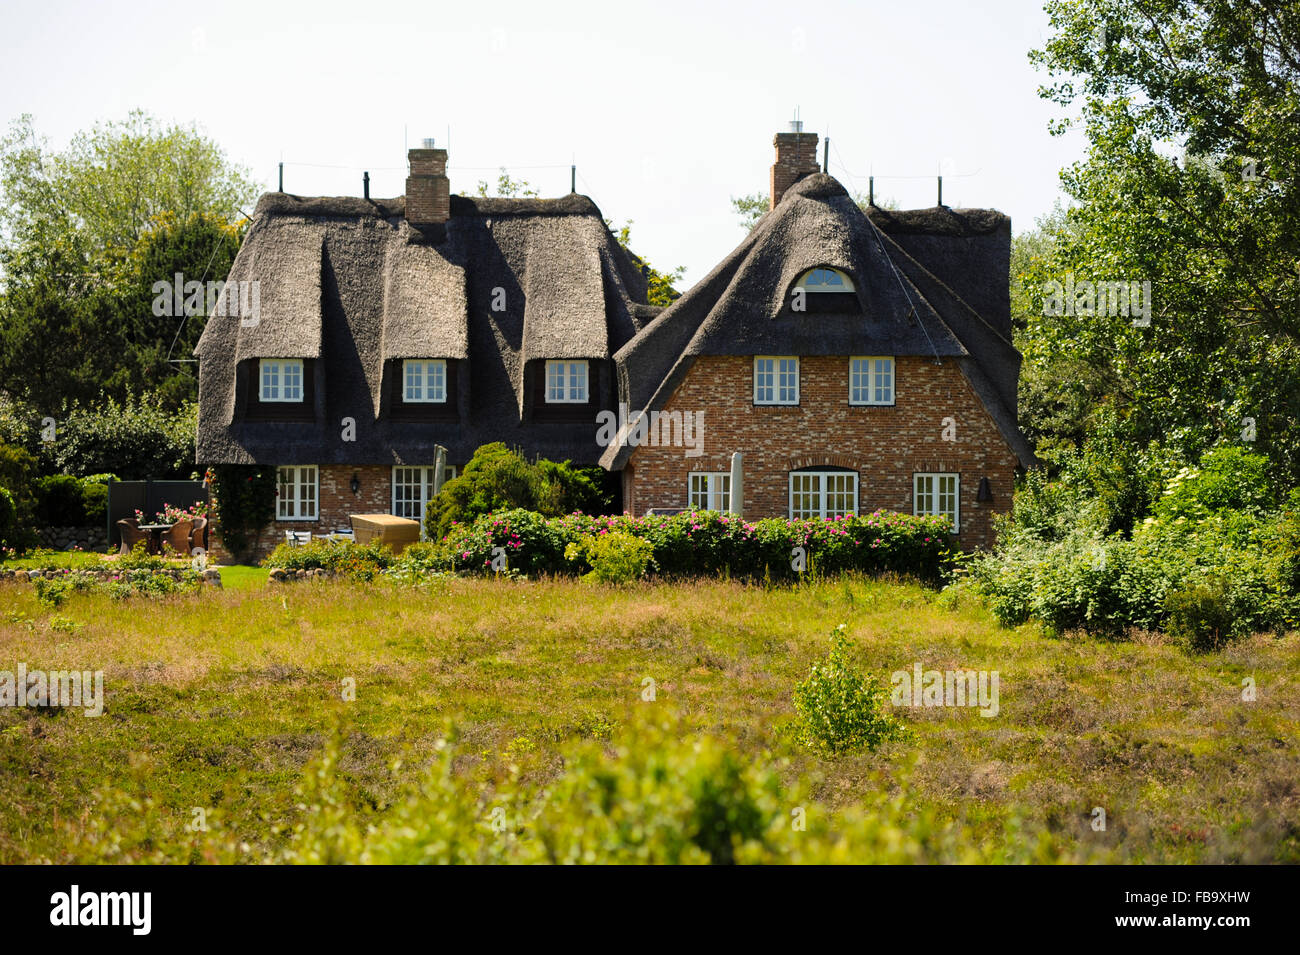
1, 0, 1084, 288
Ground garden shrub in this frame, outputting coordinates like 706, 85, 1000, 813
263, 539, 395, 581
32, 474, 115, 527
31, 564, 199, 605
535, 458, 612, 517
0, 442, 37, 524
1164, 577, 1236, 652
791, 625, 907, 757
425, 443, 614, 539
79, 480, 108, 526
564, 531, 654, 585
118, 541, 170, 572
0, 488, 18, 553
33, 574, 74, 607
34, 475, 87, 525
969, 445, 1300, 643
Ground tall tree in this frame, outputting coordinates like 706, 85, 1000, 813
1028, 0, 1300, 480
0, 112, 256, 411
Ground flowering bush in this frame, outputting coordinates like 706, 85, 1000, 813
402, 508, 956, 583
135, 501, 209, 526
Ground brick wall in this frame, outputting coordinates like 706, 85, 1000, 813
209, 464, 401, 563
623, 355, 1020, 549
405, 147, 450, 225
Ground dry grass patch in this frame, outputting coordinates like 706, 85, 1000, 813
0, 573, 1296, 863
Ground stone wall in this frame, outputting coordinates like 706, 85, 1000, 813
34, 525, 110, 553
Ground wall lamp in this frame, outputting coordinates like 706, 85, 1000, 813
350, 474, 361, 496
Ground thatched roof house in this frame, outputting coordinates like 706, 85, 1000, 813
195, 128, 1032, 555
196, 189, 655, 468
601, 172, 1034, 472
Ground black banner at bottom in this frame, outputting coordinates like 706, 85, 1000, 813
0, 863, 1283, 942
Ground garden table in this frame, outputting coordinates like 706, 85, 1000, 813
137, 523, 173, 555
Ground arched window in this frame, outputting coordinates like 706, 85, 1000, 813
796, 267, 855, 292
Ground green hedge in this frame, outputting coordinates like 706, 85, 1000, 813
32, 474, 112, 526
401, 508, 956, 583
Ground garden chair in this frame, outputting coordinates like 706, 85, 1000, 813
118, 519, 155, 555
189, 516, 208, 552
166, 519, 193, 556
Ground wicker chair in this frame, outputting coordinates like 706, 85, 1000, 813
189, 516, 208, 552
118, 519, 154, 555
165, 519, 193, 556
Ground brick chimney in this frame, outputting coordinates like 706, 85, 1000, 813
770, 122, 820, 210
405, 139, 450, 226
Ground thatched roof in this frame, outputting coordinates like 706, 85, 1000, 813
600, 174, 1034, 470
196, 190, 651, 466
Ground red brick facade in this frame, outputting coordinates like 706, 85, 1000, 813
621, 355, 1019, 549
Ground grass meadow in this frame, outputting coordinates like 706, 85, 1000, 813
0, 573, 1296, 863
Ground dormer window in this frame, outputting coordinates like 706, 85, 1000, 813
404, 359, 447, 403
545, 360, 589, 403
260, 359, 303, 402
789, 268, 859, 315
796, 267, 855, 292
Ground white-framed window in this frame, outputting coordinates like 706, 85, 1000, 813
277, 465, 318, 520
789, 470, 858, 520
545, 360, 589, 403
850, 356, 894, 405
754, 356, 799, 405
403, 359, 447, 403
796, 267, 856, 292
688, 472, 731, 512
260, 359, 304, 402
391, 465, 460, 522
914, 472, 960, 532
